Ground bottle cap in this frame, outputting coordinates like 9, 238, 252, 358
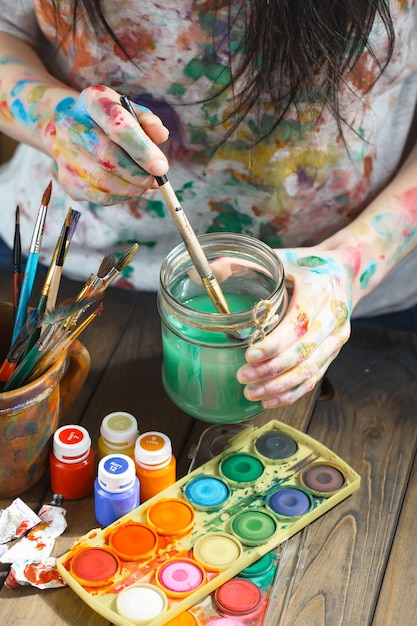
134, 432, 172, 468
53, 425, 91, 464
100, 411, 139, 448
98, 454, 137, 493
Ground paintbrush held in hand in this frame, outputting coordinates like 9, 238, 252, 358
120, 96, 231, 315
1, 184, 140, 390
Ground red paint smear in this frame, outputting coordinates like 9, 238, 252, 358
15, 520, 34, 536
294, 312, 309, 337
345, 245, 362, 278
91, 85, 107, 92
101, 159, 117, 172
398, 187, 417, 220
24, 562, 62, 585
0, 100, 13, 121
43, 120, 56, 137
4, 569, 19, 588
97, 96, 123, 123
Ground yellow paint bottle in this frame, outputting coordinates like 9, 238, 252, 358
98, 411, 139, 461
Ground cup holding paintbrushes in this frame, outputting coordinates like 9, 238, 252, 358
0, 301, 90, 497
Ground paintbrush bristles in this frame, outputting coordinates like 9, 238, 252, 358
115, 243, 140, 271
41, 180, 53, 207
97, 254, 116, 278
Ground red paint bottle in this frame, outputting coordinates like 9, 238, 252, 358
50, 425, 95, 499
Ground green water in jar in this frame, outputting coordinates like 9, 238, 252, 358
161, 292, 264, 423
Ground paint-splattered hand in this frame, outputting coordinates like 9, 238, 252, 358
237, 247, 352, 407
42, 85, 169, 204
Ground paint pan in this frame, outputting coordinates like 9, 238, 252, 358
300, 462, 346, 497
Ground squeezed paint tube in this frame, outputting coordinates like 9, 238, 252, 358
0, 497, 41, 544
5, 557, 67, 589
1, 495, 67, 567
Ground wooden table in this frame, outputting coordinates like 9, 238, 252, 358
1, 270, 417, 626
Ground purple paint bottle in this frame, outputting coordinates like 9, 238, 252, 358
94, 454, 140, 526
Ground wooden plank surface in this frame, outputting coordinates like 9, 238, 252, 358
372, 445, 417, 625
272, 327, 417, 626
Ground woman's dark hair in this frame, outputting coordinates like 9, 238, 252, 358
53, 1, 395, 142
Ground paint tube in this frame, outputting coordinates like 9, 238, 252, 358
0, 497, 41, 544
0, 494, 67, 566
5, 556, 67, 589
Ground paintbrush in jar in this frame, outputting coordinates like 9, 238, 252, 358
12, 206, 22, 319
4, 324, 59, 391
0, 295, 100, 384
27, 303, 104, 383
44, 207, 81, 314
0, 309, 41, 382
119, 96, 232, 315
61, 252, 116, 331
24, 207, 81, 352
92, 243, 139, 294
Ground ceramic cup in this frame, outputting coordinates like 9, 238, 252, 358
0, 301, 90, 497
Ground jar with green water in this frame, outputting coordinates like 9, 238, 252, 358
158, 233, 288, 423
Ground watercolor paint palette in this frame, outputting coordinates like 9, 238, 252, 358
57, 420, 360, 626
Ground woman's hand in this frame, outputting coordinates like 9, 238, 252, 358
236, 246, 353, 407
42, 85, 169, 204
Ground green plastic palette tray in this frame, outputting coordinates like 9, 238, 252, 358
57, 419, 361, 626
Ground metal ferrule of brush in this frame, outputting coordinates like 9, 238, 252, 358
201, 275, 232, 315
31, 205, 48, 253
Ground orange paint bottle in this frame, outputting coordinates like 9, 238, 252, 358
134, 431, 176, 501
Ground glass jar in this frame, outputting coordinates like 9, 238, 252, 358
157, 233, 288, 423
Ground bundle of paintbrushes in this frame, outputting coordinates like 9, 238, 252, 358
0, 181, 140, 392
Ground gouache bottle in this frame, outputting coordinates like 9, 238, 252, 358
94, 454, 140, 526
50, 424, 95, 500
134, 431, 176, 501
97, 411, 139, 460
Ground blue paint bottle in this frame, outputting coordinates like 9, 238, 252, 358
94, 454, 140, 526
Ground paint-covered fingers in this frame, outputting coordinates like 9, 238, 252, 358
237, 287, 351, 384
235, 250, 353, 408
42, 87, 168, 202
49, 131, 155, 204
55, 158, 151, 205
80, 86, 169, 177
241, 323, 350, 407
